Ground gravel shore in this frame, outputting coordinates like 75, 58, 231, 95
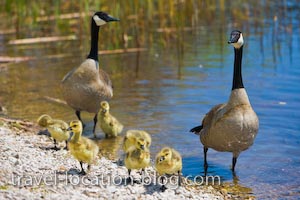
0, 118, 225, 200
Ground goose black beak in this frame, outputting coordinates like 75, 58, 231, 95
228, 38, 236, 44
140, 145, 145, 150
107, 15, 119, 22
67, 127, 72, 131
228, 33, 239, 44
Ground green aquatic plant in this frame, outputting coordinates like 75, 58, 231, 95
0, 0, 292, 51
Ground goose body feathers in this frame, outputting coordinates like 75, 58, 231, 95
62, 59, 113, 114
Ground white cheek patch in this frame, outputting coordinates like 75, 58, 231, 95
232, 34, 244, 49
237, 34, 244, 46
93, 15, 106, 26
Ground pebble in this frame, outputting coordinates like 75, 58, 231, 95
107, 186, 117, 193
0, 126, 225, 200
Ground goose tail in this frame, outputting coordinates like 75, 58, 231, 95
189, 125, 203, 135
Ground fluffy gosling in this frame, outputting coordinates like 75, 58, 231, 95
37, 114, 70, 150
67, 120, 99, 175
124, 144, 150, 183
99, 101, 123, 138
123, 130, 151, 153
155, 147, 182, 191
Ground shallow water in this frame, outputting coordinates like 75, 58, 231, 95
1, 3, 300, 199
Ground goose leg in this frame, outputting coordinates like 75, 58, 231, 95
138, 168, 145, 184
75, 110, 86, 129
93, 114, 98, 138
79, 161, 86, 175
53, 139, 59, 151
232, 157, 237, 172
64, 140, 68, 150
160, 176, 167, 192
204, 147, 208, 174
126, 169, 132, 184
178, 170, 181, 187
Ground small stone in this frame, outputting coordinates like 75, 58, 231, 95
107, 186, 117, 193
127, 186, 136, 194
83, 190, 98, 198
8, 157, 17, 164
24, 140, 30, 144
14, 160, 20, 166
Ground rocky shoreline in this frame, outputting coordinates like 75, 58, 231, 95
0, 117, 226, 199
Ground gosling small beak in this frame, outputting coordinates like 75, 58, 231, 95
159, 156, 165, 162
101, 109, 107, 113
67, 127, 72, 131
140, 145, 145, 150
107, 15, 119, 22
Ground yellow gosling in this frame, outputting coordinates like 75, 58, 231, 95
99, 101, 123, 138
155, 147, 182, 191
123, 130, 151, 153
124, 145, 150, 183
37, 114, 70, 150
67, 120, 99, 175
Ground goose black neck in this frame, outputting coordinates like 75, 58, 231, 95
87, 19, 99, 61
232, 46, 244, 90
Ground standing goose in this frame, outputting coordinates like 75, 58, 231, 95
190, 30, 259, 172
61, 12, 119, 138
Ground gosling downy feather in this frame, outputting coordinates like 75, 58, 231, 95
190, 30, 259, 172
155, 147, 182, 191
155, 147, 182, 176
124, 145, 150, 183
99, 101, 123, 138
61, 11, 119, 138
37, 114, 70, 150
67, 120, 99, 175
124, 148, 150, 171
123, 130, 151, 153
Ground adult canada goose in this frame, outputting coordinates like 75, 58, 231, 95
37, 114, 70, 150
155, 147, 182, 191
67, 120, 99, 175
99, 101, 123, 138
190, 30, 259, 172
61, 12, 119, 138
123, 130, 151, 153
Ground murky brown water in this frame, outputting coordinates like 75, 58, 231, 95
1, 1, 300, 199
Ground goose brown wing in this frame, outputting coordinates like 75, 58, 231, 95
190, 104, 225, 134
202, 104, 225, 128
96, 68, 113, 98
